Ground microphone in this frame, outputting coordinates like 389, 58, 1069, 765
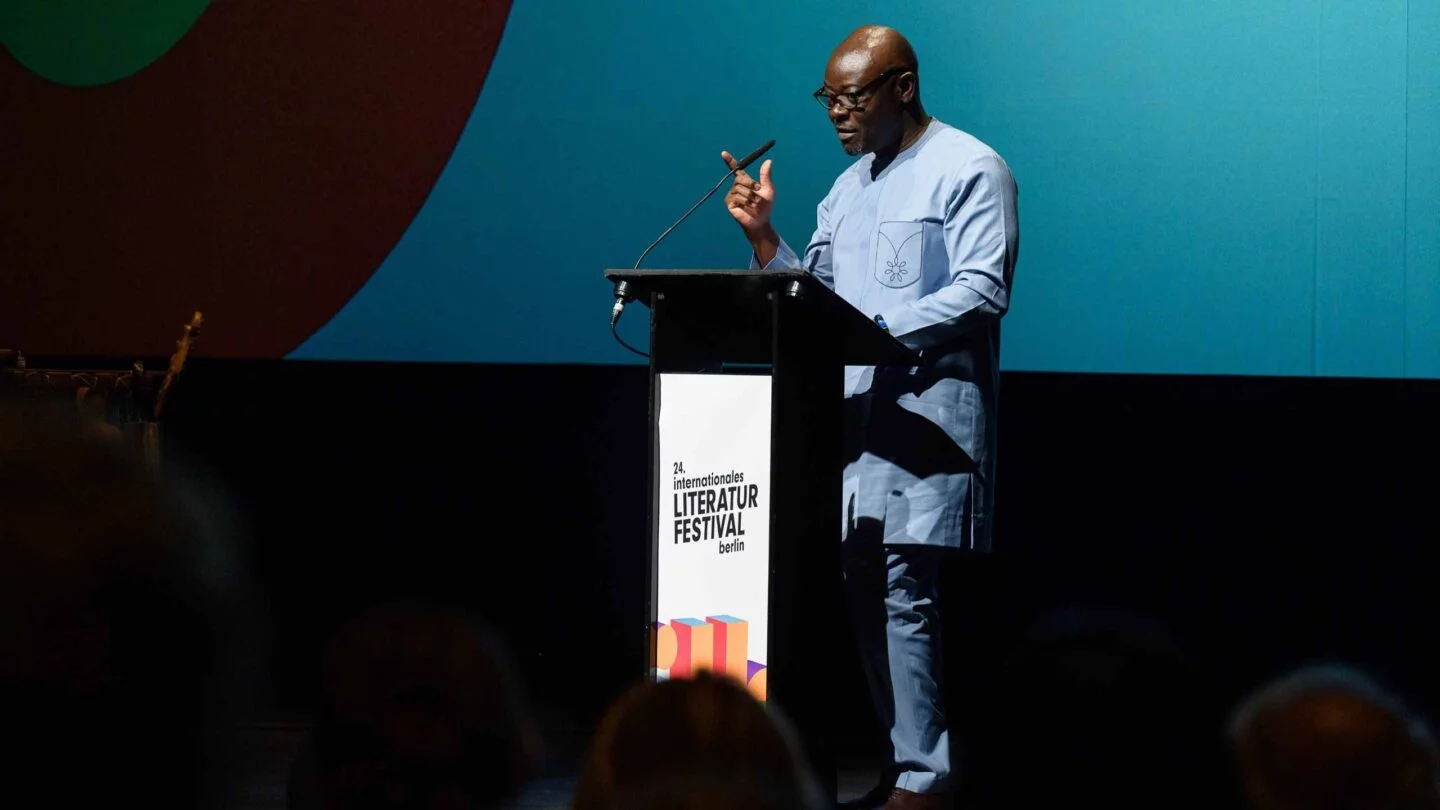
610, 139, 776, 328
730, 138, 778, 173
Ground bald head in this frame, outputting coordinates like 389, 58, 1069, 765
1229, 665, 1440, 810
828, 25, 919, 79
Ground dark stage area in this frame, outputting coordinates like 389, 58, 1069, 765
142, 361, 1440, 722
25, 357, 1433, 805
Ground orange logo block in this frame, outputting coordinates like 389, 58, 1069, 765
706, 615, 748, 681
669, 618, 714, 677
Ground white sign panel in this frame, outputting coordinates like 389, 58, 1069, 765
652, 372, 772, 702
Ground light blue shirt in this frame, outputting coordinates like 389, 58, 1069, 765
753, 119, 1019, 550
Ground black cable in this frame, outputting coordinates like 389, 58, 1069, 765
631, 170, 737, 272
611, 320, 650, 359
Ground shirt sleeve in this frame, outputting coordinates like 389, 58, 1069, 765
877, 152, 1019, 350
748, 193, 836, 291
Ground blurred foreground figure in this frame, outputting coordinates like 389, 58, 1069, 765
0, 401, 259, 808
572, 671, 824, 810
289, 602, 540, 810
1229, 663, 1440, 810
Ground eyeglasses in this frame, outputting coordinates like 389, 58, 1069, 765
812, 68, 907, 111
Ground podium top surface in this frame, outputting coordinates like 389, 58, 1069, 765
605, 269, 918, 366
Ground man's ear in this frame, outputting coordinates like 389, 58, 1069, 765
898, 72, 918, 104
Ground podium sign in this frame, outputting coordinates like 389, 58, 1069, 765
652, 373, 772, 701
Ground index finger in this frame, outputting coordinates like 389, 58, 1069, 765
720, 150, 740, 170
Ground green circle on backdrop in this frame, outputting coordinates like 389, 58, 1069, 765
0, 0, 210, 86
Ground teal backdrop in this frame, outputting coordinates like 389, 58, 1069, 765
293, 0, 1440, 376
5, 1, 1437, 376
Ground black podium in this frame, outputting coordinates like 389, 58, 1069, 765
604, 268, 917, 798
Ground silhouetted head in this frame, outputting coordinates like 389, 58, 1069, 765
815, 25, 926, 158
305, 602, 539, 810
572, 671, 823, 810
1229, 663, 1440, 810
0, 401, 259, 808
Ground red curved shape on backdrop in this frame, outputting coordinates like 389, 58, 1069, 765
0, 1, 513, 358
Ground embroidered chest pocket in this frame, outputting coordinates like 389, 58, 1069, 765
873, 220, 930, 289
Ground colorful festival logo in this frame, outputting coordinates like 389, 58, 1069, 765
652, 615, 766, 701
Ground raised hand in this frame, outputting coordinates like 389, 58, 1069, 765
721, 151, 775, 235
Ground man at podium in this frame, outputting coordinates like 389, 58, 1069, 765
722, 24, 1020, 810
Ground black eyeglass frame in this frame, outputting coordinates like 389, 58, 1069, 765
812, 67, 909, 111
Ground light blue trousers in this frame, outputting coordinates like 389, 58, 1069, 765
842, 529, 949, 795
